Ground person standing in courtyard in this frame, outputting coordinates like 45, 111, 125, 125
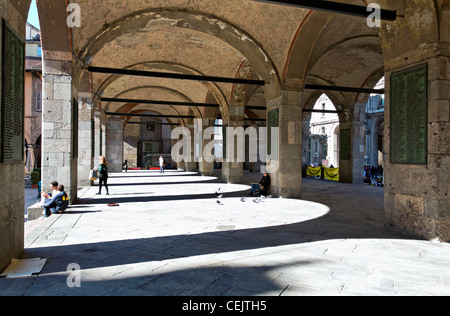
122, 160, 128, 173
159, 156, 165, 174
97, 156, 109, 195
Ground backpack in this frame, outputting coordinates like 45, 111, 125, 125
57, 192, 69, 212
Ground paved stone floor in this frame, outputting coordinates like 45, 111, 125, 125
1, 170, 449, 296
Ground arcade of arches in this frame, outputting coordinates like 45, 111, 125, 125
0, 0, 449, 271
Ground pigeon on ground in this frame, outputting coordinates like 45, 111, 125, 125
252, 197, 265, 203
215, 188, 223, 199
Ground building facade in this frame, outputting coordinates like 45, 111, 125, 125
24, 22, 42, 175
309, 94, 340, 168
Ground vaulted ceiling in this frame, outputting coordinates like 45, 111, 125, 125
24, 0, 437, 123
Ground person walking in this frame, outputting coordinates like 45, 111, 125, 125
96, 156, 109, 195
159, 156, 165, 174
122, 160, 128, 173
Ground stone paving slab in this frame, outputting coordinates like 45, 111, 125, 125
1, 170, 449, 296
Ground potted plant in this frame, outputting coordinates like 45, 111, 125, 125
30, 168, 41, 189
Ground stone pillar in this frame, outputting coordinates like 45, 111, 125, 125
185, 125, 197, 172
370, 118, 380, 167
337, 105, 365, 184
222, 105, 245, 184
352, 103, 366, 184
377, 0, 449, 241
267, 91, 303, 198
173, 136, 185, 171
77, 93, 94, 187
199, 118, 215, 176
384, 56, 450, 241
338, 115, 352, 183
101, 114, 107, 157
365, 129, 371, 165
94, 109, 102, 158
105, 119, 124, 172
41, 51, 78, 202
0, 6, 26, 271
365, 115, 381, 168
302, 114, 311, 174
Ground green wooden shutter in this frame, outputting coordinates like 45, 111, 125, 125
1, 19, 24, 163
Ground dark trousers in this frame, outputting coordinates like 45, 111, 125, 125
98, 175, 109, 194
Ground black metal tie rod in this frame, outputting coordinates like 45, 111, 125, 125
106, 112, 196, 119
88, 66, 265, 86
101, 97, 220, 108
304, 84, 385, 95
127, 122, 180, 126
303, 109, 342, 114
250, 0, 396, 21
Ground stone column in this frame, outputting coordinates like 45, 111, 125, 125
267, 90, 303, 198
302, 114, 311, 174
94, 109, 102, 158
101, 114, 107, 157
199, 118, 215, 176
77, 93, 94, 187
171, 125, 186, 171
338, 115, 352, 183
370, 118, 380, 167
337, 105, 366, 184
105, 119, 124, 172
41, 51, 78, 202
352, 103, 366, 184
377, 0, 450, 241
222, 105, 245, 184
365, 128, 371, 165
384, 56, 450, 241
185, 125, 197, 172
173, 136, 185, 171
0, 5, 26, 272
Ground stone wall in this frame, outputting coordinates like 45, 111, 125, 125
0, 163, 24, 272
106, 119, 124, 172
41, 66, 78, 202
0, 0, 26, 272
266, 90, 303, 198
77, 94, 94, 187
384, 57, 450, 242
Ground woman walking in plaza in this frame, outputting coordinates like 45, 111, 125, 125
97, 156, 109, 195
159, 155, 165, 174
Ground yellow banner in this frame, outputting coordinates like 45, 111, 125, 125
323, 167, 339, 181
307, 166, 339, 181
307, 166, 321, 177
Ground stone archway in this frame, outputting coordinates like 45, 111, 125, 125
73, 8, 282, 118
70, 8, 283, 184
94, 62, 227, 120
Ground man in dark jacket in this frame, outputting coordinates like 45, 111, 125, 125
251, 172, 271, 196
259, 173, 271, 196
43, 184, 69, 217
